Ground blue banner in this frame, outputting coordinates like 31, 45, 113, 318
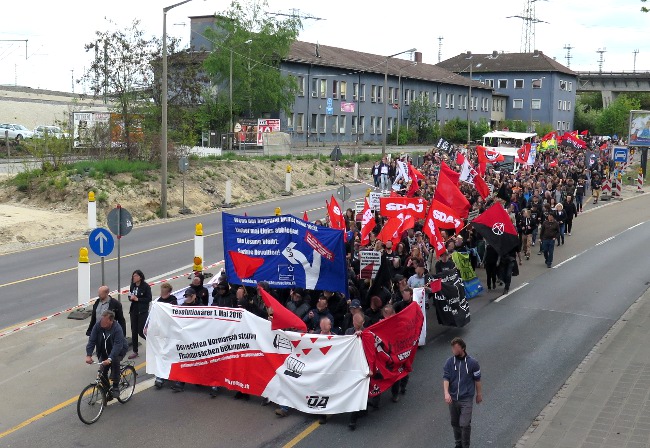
222, 213, 348, 295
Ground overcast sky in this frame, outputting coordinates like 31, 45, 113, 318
0, 0, 647, 93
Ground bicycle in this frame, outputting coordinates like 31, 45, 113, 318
77, 360, 137, 424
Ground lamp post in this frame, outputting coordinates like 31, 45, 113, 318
383, 48, 416, 157
397, 61, 417, 147
161, 0, 194, 219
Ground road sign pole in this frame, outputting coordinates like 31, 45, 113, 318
101, 256, 105, 286
117, 205, 121, 302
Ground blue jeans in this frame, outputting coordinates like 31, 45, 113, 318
541, 239, 555, 266
557, 224, 565, 245
532, 227, 539, 246
380, 174, 389, 190
576, 195, 583, 211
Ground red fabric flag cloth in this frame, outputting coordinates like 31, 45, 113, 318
599, 142, 608, 150
516, 143, 531, 164
406, 164, 425, 197
541, 131, 557, 141
376, 216, 402, 244
360, 198, 376, 246
362, 302, 424, 397
457, 153, 490, 200
434, 171, 471, 218
471, 203, 519, 256
327, 196, 345, 231
302, 211, 309, 222
549, 159, 558, 168
473, 172, 490, 199
258, 287, 307, 332
476, 145, 505, 164
228, 251, 265, 279
429, 198, 463, 231
380, 196, 427, 219
424, 205, 450, 257
580, 130, 589, 136
440, 161, 460, 185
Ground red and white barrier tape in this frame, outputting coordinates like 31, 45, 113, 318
0, 260, 224, 339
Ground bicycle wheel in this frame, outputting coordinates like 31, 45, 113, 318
117, 365, 137, 403
77, 384, 106, 424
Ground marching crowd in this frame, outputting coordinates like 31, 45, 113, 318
85, 133, 620, 444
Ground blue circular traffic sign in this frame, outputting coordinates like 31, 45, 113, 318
88, 227, 115, 257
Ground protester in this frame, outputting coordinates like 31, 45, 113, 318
540, 213, 560, 268
128, 269, 152, 359
171, 288, 201, 392
87, 286, 127, 338
85, 310, 128, 398
303, 296, 335, 333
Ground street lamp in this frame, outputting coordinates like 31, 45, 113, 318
161, 0, 195, 219
228, 39, 251, 150
396, 61, 417, 147
383, 48, 416, 157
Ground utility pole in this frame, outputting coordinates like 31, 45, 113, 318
71, 69, 74, 93
507, 0, 548, 53
597, 48, 607, 73
633, 49, 640, 73
438, 36, 444, 63
563, 44, 573, 68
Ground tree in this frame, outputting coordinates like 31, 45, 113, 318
407, 97, 437, 143
596, 95, 641, 137
83, 19, 159, 159
202, 0, 302, 122
642, 0, 648, 12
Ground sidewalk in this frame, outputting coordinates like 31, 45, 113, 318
516, 287, 650, 448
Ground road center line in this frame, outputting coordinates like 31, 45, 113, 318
553, 255, 578, 269
595, 236, 615, 246
495, 283, 529, 303
628, 222, 645, 230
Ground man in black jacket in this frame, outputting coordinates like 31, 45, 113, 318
86, 286, 126, 337
85, 310, 128, 397
540, 214, 560, 268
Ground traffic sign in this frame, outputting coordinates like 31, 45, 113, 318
336, 185, 351, 202
179, 156, 189, 173
107, 206, 134, 237
613, 147, 628, 163
88, 228, 114, 257
326, 106, 334, 115
327, 98, 333, 107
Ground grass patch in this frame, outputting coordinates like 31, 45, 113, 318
72, 159, 157, 176
296, 181, 304, 189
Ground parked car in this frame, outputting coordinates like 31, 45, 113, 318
33, 125, 69, 139
0, 123, 34, 142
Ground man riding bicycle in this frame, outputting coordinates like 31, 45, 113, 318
85, 310, 128, 397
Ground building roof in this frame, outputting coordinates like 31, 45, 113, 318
285, 41, 491, 90
437, 51, 576, 77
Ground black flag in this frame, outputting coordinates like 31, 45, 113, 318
431, 269, 470, 327
471, 204, 520, 256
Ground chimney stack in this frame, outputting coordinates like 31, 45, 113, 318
414, 51, 423, 63
492, 50, 498, 58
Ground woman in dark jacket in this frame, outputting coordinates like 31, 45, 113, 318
128, 269, 152, 359
483, 244, 499, 291
364, 296, 384, 326
563, 195, 578, 236
553, 203, 567, 246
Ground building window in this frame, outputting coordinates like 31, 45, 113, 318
484, 79, 494, 88
332, 80, 338, 99
492, 99, 495, 112
498, 79, 508, 89
388, 87, 395, 104
378, 86, 384, 103
330, 115, 338, 133
388, 117, 393, 134
567, 101, 572, 111
319, 79, 326, 98
297, 76, 305, 96
351, 115, 358, 134
568, 81, 573, 92
424, 91, 430, 104
559, 80, 567, 91
371, 85, 377, 103
514, 79, 524, 89
450, 94, 454, 109
558, 100, 562, 110
557, 121, 562, 130
353, 83, 359, 101
404, 89, 410, 105
377, 116, 383, 134
458, 94, 464, 110
319, 114, 327, 133
563, 100, 568, 110
340, 115, 346, 134
531, 99, 541, 110
340, 81, 347, 100
310, 114, 317, 133
432, 92, 438, 107
359, 84, 366, 102
359, 116, 365, 134
445, 94, 450, 109
311, 78, 318, 98
411, 90, 417, 104
513, 99, 524, 109
296, 113, 304, 132
532, 78, 543, 89
370, 116, 376, 134
287, 113, 294, 130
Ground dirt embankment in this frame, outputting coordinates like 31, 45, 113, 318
0, 158, 369, 254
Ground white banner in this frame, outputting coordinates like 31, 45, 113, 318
413, 287, 427, 346
146, 303, 370, 414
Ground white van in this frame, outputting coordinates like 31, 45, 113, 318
482, 131, 537, 173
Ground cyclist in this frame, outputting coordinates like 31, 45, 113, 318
85, 310, 128, 398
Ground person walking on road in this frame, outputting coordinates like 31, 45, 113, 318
86, 286, 126, 338
128, 269, 152, 359
443, 337, 482, 448
540, 213, 560, 268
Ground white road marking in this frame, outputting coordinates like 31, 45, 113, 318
628, 222, 645, 230
495, 282, 529, 303
106, 377, 156, 407
553, 255, 578, 269
595, 236, 615, 246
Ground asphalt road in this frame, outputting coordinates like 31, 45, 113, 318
0, 183, 370, 330
1, 190, 648, 448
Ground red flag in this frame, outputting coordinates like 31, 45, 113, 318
516, 143, 531, 164
434, 171, 471, 218
327, 196, 345, 231
258, 287, 307, 332
599, 142, 608, 150
476, 145, 505, 165
580, 130, 589, 136
302, 211, 309, 222
429, 199, 463, 231
380, 196, 427, 219
541, 131, 557, 142
425, 203, 457, 257
376, 216, 403, 244
406, 164, 425, 197
440, 161, 460, 185
362, 302, 424, 397
360, 198, 376, 246
228, 251, 265, 280
549, 159, 558, 168
457, 153, 490, 200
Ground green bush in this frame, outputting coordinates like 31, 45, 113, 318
72, 159, 157, 176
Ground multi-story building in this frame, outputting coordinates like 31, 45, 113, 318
437, 51, 577, 132
189, 15, 492, 145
